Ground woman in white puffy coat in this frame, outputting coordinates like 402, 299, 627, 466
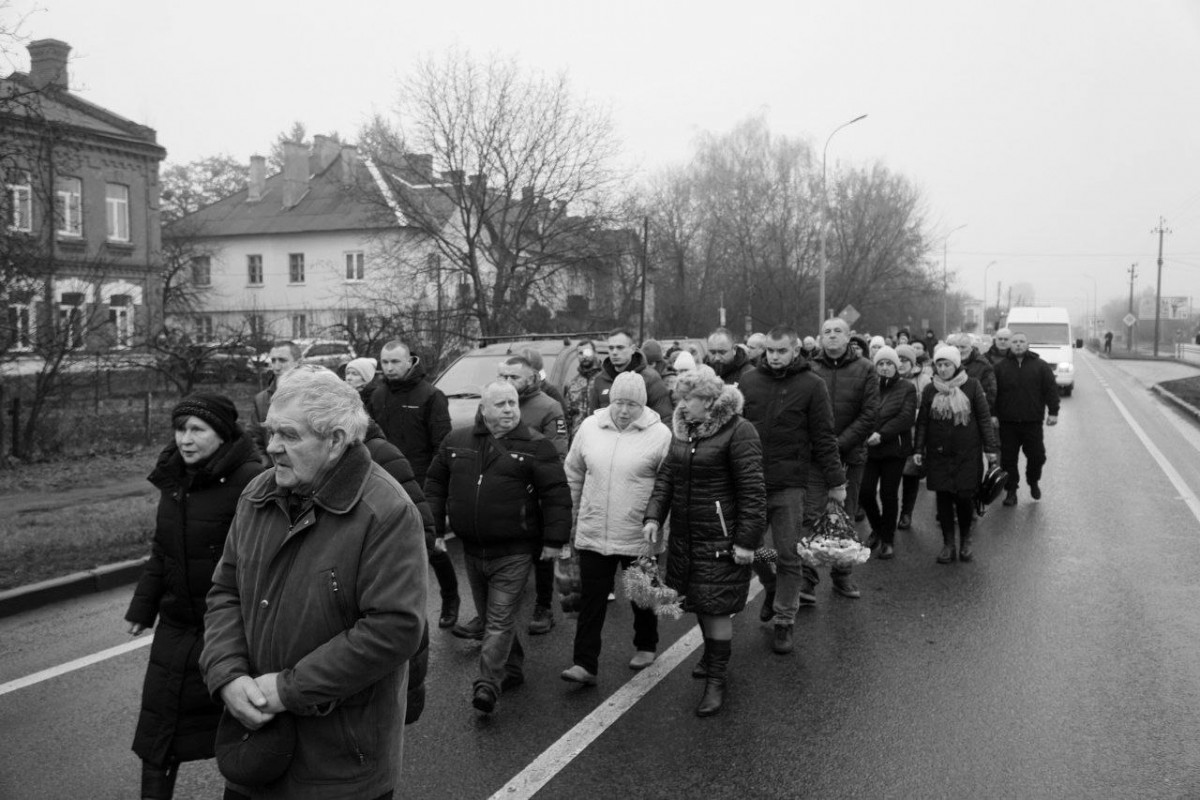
560, 372, 672, 685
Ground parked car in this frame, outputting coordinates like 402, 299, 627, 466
434, 334, 609, 429
197, 342, 259, 383
250, 339, 356, 372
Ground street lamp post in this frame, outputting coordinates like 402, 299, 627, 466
941, 224, 968, 335
1083, 273, 1098, 342
982, 260, 997, 333
818, 114, 868, 325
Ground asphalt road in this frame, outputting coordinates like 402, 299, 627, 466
2, 350, 1199, 799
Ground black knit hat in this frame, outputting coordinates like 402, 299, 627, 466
171, 393, 240, 441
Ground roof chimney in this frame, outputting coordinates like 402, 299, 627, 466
28, 39, 71, 90
281, 141, 309, 209
340, 145, 358, 185
247, 155, 266, 202
310, 134, 339, 175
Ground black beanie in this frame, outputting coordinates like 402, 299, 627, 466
172, 393, 240, 441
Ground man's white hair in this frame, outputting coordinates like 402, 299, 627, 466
273, 365, 369, 443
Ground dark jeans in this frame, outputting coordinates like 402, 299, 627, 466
860, 457, 905, 544
464, 552, 533, 694
533, 555, 553, 609
803, 461, 864, 582
901, 474, 921, 516
752, 487, 807, 624
999, 421, 1046, 490
935, 491, 974, 542
573, 549, 658, 674
429, 546, 459, 602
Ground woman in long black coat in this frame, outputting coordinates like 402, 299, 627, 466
643, 365, 765, 717
124, 394, 263, 799
913, 346, 999, 565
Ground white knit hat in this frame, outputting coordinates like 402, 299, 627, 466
873, 346, 900, 369
609, 371, 647, 405
345, 357, 377, 384
673, 351, 697, 373
933, 345, 961, 368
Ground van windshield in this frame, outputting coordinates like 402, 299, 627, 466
1010, 323, 1071, 345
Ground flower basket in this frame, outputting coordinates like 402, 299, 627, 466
798, 504, 870, 570
621, 554, 684, 620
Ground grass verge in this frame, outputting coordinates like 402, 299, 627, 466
1160, 375, 1200, 409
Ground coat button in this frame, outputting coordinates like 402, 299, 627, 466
260, 599, 269, 609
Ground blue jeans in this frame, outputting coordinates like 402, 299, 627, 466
464, 552, 533, 694
752, 487, 806, 624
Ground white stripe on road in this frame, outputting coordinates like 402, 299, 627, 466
0, 635, 152, 698
490, 582, 763, 800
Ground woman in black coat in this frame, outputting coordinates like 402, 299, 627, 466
913, 346, 999, 565
860, 347, 917, 560
643, 365, 765, 717
124, 394, 264, 799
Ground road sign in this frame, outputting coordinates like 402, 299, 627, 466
840, 305, 861, 326
1123, 313, 1137, 328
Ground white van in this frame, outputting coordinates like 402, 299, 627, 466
1004, 306, 1075, 395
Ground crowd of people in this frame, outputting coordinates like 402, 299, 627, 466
121, 319, 1061, 798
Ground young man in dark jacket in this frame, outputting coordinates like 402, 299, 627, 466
369, 340, 460, 627
705, 327, 755, 385
424, 381, 571, 716
740, 326, 846, 655
994, 331, 1060, 505
590, 329, 674, 422
805, 317, 880, 602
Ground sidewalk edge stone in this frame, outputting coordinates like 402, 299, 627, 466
0, 556, 148, 619
1152, 384, 1200, 421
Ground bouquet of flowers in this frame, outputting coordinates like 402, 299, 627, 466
622, 554, 685, 620
797, 503, 871, 570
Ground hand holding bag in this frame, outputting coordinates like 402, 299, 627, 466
215, 706, 296, 786
902, 454, 926, 479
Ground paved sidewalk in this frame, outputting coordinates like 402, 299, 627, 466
1102, 355, 1200, 388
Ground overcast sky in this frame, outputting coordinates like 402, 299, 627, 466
6, 0, 1200, 327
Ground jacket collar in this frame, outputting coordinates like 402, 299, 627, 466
246, 441, 374, 515
601, 350, 647, 379
814, 348, 858, 369
471, 410, 535, 441
1005, 349, 1041, 363
754, 358, 811, 379
149, 433, 258, 490
596, 404, 661, 432
671, 384, 744, 440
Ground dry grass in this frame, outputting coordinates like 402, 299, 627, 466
1160, 375, 1200, 409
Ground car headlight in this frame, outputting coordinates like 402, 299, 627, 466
1057, 363, 1073, 373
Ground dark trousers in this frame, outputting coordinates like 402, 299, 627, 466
999, 421, 1046, 490
573, 549, 658, 674
935, 491, 974, 541
901, 474, 921, 516
533, 555, 553, 609
860, 457, 905, 544
429, 546, 459, 602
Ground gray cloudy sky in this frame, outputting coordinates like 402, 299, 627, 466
8, 0, 1200, 325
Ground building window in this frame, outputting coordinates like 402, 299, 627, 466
289, 253, 305, 284
345, 251, 364, 281
55, 176, 82, 237
105, 183, 129, 242
347, 309, 368, 338
194, 315, 214, 343
108, 295, 132, 348
7, 173, 32, 232
291, 314, 307, 338
192, 256, 211, 287
58, 296, 84, 349
246, 314, 263, 339
6, 303, 32, 349
247, 254, 263, 285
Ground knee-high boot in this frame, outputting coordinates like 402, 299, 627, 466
937, 526, 957, 564
691, 637, 711, 679
140, 760, 178, 800
696, 639, 731, 717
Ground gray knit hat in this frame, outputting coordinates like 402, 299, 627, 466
609, 371, 647, 405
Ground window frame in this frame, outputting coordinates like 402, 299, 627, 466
194, 315, 215, 344
191, 255, 212, 287
6, 172, 32, 233
247, 254, 263, 286
55, 176, 83, 237
105, 183, 130, 242
344, 251, 364, 281
6, 303, 33, 350
291, 313, 307, 338
289, 253, 305, 284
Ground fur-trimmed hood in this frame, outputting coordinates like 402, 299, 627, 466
671, 384, 745, 439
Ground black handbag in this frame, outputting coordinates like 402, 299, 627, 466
902, 455, 926, 478
215, 708, 296, 787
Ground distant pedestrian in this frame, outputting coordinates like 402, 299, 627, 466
1104, 331, 1113, 354
994, 332, 1060, 506
125, 394, 264, 800
950, 332, 997, 420
860, 346, 917, 560
564, 344, 602, 442
343, 356, 381, 404
249, 341, 300, 459
895, 343, 929, 531
643, 365, 766, 717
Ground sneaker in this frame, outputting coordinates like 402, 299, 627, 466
877, 543, 894, 560
528, 605, 555, 635
629, 650, 656, 670
472, 685, 497, 714
438, 596, 460, 629
452, 615, 485, 640
1029, 482, 1041, 500
560, 665, 597, 686
1002, 490, 1018, 507
832, 578, 861, 599
798, 579, 817, 606
772, 624, 794, 655
897, 513, 912, 530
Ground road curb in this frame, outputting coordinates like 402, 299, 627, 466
0, 556, 148, 619
1152, 384, 1200, 421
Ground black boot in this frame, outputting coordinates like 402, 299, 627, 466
758, 587, 776, 623
937, 528, 956, 564
141, 760, 178, 800
959, 528, 974, 562
691, 637, 711, 679
696, 639, 731, 717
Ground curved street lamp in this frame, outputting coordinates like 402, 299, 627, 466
941, 224, 968, 334
818, 114, 868, 324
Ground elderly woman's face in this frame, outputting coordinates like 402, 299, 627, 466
610, 399, 643, 430
682, 394, 712, 422
344, 367, 366, 389
264, 398, 340, 492
175, 416, 223, 465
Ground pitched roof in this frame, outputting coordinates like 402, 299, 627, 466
1, 72, 163, 152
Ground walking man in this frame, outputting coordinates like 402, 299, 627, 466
740, 326, 846, 654
705, 327, 755, 384
424, 381, 571, 716
994, 331, 1060, 506
590, 329, 674, 421
369, 340, 461, 629
986, 328, 1012, 366
564, 345, 602, 442
249, 340, 300, 457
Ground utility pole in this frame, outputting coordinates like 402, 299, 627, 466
1127, 262, 1138, 351
638, 216, 649, 343
1152, 218, 1171, 357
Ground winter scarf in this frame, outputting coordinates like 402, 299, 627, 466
931, 369, 971, 426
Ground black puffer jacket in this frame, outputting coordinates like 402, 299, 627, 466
125, 433, 264, 765
368, 361, 451, 482
364, 420, 437, 550
868, 375, 918, 460
962, 348, 998, 415
993, 350, 1061, 422
644, 386, 766, 616
810, 348, 881, 465
589, 350, 674, 422
739, 358, 844, 490
424, 414, 571, 558
707, 346, 755, 385
914, 373, 1000, 494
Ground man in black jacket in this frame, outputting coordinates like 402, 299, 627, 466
590, 329, 674, 421
986, 328, 1012, 366
369, 340, 460, 628
740, 326, 846, 655
705, 327, 755, 385
424, 381, 571, 716
994, 332, 1059, 506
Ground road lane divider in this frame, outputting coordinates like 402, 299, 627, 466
490, 582, 762, 800
0, 635, 153, 698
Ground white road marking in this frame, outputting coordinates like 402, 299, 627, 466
0, 635, 152, 698
1086, 357, 1200, 524
491, 583, 762, 800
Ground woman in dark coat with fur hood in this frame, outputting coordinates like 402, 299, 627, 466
913, 346, 999, 565
643, 365, 766, 717
124, 394, 264, 799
